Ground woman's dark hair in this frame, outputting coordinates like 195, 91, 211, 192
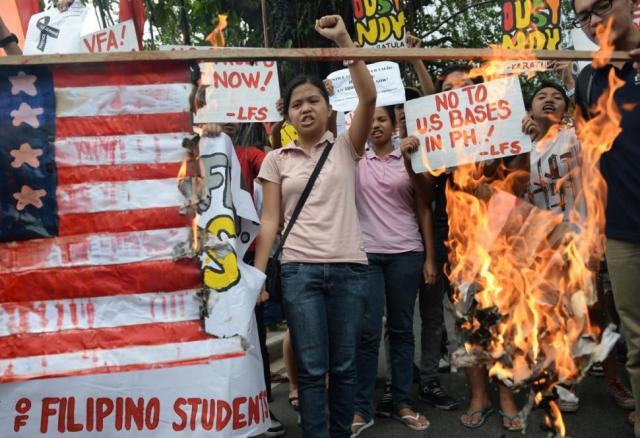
436, 63, 482, 92
378, 105, 397, 126
282, 75, 330, 116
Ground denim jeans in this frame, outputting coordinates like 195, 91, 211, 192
281, 262, 367, 438
353, 252, 424, 419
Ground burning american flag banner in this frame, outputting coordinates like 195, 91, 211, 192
0, 61, 269, 436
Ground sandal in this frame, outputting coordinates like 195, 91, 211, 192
393, 412, 430, 431
288, 395, 299, 411
499, 410, 524, 432
460, 407, 494, 429
350, 419, 374, 438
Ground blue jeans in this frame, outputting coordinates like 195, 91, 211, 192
281, 262, 367, 438
353, 252, 424, 420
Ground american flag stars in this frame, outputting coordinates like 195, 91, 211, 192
9, 71, 38, 96
13, 185, 47, 211
10, 102, 44, 128
10, 143, 43, 168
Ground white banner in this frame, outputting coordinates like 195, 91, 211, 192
406, 76, 532, 173
326, 61, 405, 113
197, 135, 265, 339
0, 322, 270, 437
24, 3, 94, 55
195, 62, 281, 124
81, 20, 139, 53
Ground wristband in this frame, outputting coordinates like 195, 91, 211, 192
0, 33, 18, 48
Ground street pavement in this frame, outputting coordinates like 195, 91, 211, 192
262, 366, 632, 438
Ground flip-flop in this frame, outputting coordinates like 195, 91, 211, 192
499, 410, 525, 432
393, 413, 430, 431
460, 407, 494, 429
350, 419, 374, 438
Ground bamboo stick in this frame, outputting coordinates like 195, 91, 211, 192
0, 47, 630, 66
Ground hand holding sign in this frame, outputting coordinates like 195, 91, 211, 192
405, 76, 532, 173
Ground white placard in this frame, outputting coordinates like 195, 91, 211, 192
497, 60, 549, 76
326, 61, 405, 113
24, 3, 93, 54
194, 62, 281, 123
81, 20, 139, 53
406, 76, 532, 173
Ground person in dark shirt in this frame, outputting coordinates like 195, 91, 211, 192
573, 0, 640, 432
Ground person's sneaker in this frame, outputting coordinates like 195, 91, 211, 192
419, 379, 460, 411
264, 411, 286, 437
609, 380, 635, 410
588, 361, 605, 377
375, 385, 393, 418
556, 385, 579, 413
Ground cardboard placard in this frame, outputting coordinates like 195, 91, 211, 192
353, 0, 406, 48
326, 61, 405, 113
405, 76, 532, 173
81, 20, 139, 53
24, 2, 93, 54
195, 62, 281, 123
501, 0, 562, 50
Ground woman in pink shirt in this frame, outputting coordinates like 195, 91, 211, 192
351, 106, 436, 435
253, 15, 376, 438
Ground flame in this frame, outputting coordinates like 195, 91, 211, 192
206, 14, 228, 48
444, 23, 625, 436
592, 17, 616, 69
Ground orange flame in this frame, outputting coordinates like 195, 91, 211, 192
444, 22, 625, 436
206, 14, 228, 48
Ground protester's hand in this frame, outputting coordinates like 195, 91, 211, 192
315, 15, 350, 46
406, 32, 422, 48
323, 79, 335, 96
521, 114, 539, 140
400, 136, 420, 160
256, 288, 269, 305
630, 48, 640, 76
57, 0, 74, 12
200, 123, 223, 137
276, 98, 285, 115
423, 257, 437, 285
549, 61, 575, 90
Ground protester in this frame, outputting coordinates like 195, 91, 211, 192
572, 0, 640, 432
351, 105, 431, 435
253, 14, 376, 438
0, 16, 21, 55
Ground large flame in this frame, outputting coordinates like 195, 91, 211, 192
206, 14, 228, 48
444, 18, 624, 437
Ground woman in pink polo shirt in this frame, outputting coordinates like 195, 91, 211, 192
253, 15, 376, 438
351, 106, 435, 435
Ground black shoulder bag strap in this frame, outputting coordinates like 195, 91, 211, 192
272, 140, 334, 260
576, 65, 596, 121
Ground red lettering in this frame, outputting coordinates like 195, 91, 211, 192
86, 398, 94, 432
216, 400, 232, 431
430, 114, 443, 131
107, 30, 119, 51
353, 0, 365, 19
83, 35, 96, 53
449, 110, 463, 128
473, 105, 488, 123
242, 72, 260, 88
14, 399, 31, 432
247, 395, 260, 426
486, 102, 500, 121
96, 398, 114, 432
125, 397, 144, 431
66, 397, 83, 432
233, 397, 248, 429
435, 93, 450, 111
41, 398, 58, 433
115, 397, 124, 431
256, 107, 268, 121
145, 398, 160, 430
97, 32, 108, 52
172, 398, 187, 432
503, 1, 514, 31
425, 134, 443, 153
201, 400, 215, 431
510, 140, 522, 154
498, 100, 512, 119
188, 398, 202, 431
58, 397, 67, 433
213, 70, 228, 88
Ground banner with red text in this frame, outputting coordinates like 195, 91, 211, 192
405, 76, 532, 172
194, 62, 281, 124
352, 0, 406, 48
81, 20, 139, 54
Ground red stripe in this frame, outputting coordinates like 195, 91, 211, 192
58, 208, 190, 236
0, 352, 246, 384
0, 260, 202, 303
57, 162, 184, 184
56, 113, 193, 138
52, 62, 191, 87
0, 320, 207, 359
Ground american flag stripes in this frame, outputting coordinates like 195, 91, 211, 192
0, 61, 246, 383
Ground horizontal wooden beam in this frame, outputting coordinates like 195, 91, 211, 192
0, 47, 630, 66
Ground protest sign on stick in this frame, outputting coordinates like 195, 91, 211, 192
81, 20, 139, 53
326, 61, 405, 113
353, 0, 406, 48
195, 61, 281, 123
405, 76, 532, 173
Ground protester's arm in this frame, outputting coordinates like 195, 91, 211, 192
416, 192, 437, 285
0, 17, 21, 55
407, 32, 435, 96
254, 181, 281, 273
315, 15, 376, 156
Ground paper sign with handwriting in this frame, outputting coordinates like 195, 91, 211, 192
195, 62, 281, 124
406, 76, 532, 173
353, 0, 406, 48
81, 20, 139, 53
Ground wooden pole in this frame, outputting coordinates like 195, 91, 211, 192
261, 0, 269, 49
0, 48, 630, 66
